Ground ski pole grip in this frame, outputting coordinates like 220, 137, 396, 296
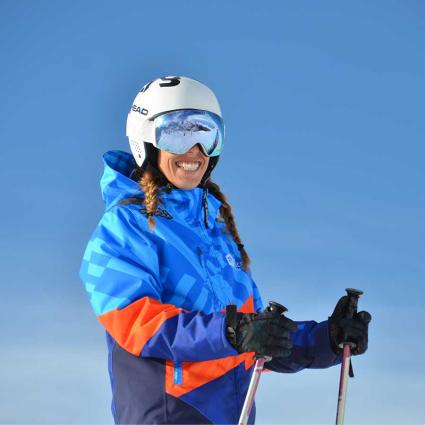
254, 301, 288, 362
341, 288, 363, 345
265, 301, 288, 316
345, 288, 363, 319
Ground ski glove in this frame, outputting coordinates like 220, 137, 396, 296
328, 295, 372, 356
225, 307, 298, 358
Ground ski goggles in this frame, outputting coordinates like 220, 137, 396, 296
153, 109, 224, 157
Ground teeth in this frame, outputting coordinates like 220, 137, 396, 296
176, 161, 200, 171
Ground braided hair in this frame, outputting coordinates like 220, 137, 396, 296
204, 180, 250, 271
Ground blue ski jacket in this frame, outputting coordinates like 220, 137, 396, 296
79, 150, 342, 424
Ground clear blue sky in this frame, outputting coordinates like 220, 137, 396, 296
1, 1, 424, 423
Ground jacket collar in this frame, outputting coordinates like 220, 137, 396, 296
101, 150, 222, 225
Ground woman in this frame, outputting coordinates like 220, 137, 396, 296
79, 76, 371, 424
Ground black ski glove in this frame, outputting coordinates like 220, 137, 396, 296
328, 296, 372, 356
225, 307, 298, 358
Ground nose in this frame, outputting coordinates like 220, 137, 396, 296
187, 144, 201, 154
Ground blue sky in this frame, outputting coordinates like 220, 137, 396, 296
1, 1, 424, 423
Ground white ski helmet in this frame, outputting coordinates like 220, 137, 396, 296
126, 75, 224, 167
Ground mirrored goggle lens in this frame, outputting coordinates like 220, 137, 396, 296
154, 109, 224, 156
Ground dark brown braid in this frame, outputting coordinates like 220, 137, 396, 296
118, 165, 166, 231
205, 180, 251, 272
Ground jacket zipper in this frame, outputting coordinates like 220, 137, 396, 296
198, 192, 231, 306
202, 187, 209, 229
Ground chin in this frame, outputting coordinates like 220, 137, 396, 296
171, 169, 206, 189
166, 164, 208, 189
175, 180, 201, 189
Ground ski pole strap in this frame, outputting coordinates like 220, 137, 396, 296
226, 304, 238, 329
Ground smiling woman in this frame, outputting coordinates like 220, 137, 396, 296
78, 76, 367, 425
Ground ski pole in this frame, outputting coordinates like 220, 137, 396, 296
238, 301, 287, 425
335, 288, 363, 425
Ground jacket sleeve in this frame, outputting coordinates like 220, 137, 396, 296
250, 277, 342, 372
265, 320, 342, 373
79, 206, 238, 363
